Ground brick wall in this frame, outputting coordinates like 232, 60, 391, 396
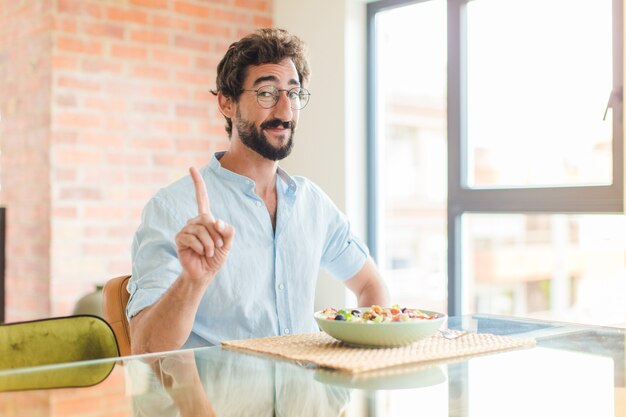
0, 0, 53, 321
1, 0, 272, 321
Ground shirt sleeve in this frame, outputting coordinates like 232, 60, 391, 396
126, 194, 185, 320
318, 190, 369, 281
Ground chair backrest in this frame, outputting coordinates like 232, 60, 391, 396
102, 274, 132, 356
0, 315, 119, 391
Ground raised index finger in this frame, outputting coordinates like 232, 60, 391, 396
189, 166, 213, 219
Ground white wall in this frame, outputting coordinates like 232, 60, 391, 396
274, 0, 368, 310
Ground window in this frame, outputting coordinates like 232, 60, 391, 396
368, 0, 448, 313
368, 0, 625, 325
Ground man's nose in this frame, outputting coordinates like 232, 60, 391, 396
273, 91, 294, 120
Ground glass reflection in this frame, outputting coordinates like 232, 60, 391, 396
130, 348, 351, 417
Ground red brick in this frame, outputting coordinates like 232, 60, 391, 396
84, 206, 127, 220
150, 15, 190, 31
78, 132, 125, 147
123, 187, 155, 201
194, 90, 215, 101
56, 36, 103, 54
59, 187, 102, 200
130, 0, 169, 9
213, 9, 250, 24
54, 168, 78, 181
57, 75, 101, 91
57, 0, 82, 14
175, 70, 212, 85
176, 104, 209, 118
110, 43, 148, 60
130, 137, 173, 150
253, 15, 272, 27
234, 0, 271, 12
82, 58, 124, 74
52, 55, 79, 70
194, 56, 219, 70
84, 242, 130, 255
55, 148, 103, 165
131, 29, 169, 44
54, 112, 102, 129
154, 119, 191, 134
199, 121, 229, 136
133, 102, 170, 114
106, 152, 150, 166
106, 80, 152, 96
101, 117, 131, 131
57, 0, 102, 18
53, 206, 78, 218
83, 168, 126, 183
176, 138, 212, 151
106, 7, 148, 25
153, 153, 196, 167
195, 23, 231, 37
174, 34, 211, 51
174, 1, 210, 18
55, 94, 78, 107
107, 225, 138, 238
150, 85, 190, 100
132, 65, 170, 80
82, 22, 126, 39
151, 48, 190, 66
85, 97, 127, 112
53, 16, 77, 33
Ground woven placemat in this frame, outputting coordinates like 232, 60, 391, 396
222, 331, 536, 373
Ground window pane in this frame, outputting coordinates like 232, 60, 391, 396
463, 213, 626, 326
466, 0, 613, 188
375, 0, 447, 312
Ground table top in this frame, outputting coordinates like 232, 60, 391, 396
1, 314, 624, 417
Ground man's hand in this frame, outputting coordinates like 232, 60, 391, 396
175, 167, 235, 282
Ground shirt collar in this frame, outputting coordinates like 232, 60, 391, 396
208, 151, 298, 197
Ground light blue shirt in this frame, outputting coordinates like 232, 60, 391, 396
127, 151, 369, 346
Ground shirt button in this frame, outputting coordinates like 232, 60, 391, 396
278, 283, 285, 290
283, 328, 290, 335
255, 201, 262, 207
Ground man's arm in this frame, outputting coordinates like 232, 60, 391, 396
130, 167, 235, 354
129, 272, 213, 354
344, 257, 390, 307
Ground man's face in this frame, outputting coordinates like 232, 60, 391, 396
233, 58, 301, 161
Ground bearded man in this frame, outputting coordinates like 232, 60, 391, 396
127, 28, 389, 354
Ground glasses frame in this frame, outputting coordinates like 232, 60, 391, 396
242, 85, 311, 110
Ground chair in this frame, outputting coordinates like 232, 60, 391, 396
0, 315, 119, 391
102, 274, 132, 356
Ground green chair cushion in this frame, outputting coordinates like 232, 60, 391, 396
0, 315, 120, 391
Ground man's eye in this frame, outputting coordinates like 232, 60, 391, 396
258, 91, 274, 98
288, 91, 299, 99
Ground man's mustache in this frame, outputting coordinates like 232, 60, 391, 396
261, 119, 293, 129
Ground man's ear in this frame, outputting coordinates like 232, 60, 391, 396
217, 92, 235, 118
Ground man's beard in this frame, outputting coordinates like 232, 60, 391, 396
235, 109, 295, 161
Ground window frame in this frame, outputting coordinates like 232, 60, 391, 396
367, 0, 624, 315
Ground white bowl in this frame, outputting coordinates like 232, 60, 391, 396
314, 307, 446, 347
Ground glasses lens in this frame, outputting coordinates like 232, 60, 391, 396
256, 86, 278, 108
290, 87, 310, 110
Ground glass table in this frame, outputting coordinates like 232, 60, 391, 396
0, 314, 624, 417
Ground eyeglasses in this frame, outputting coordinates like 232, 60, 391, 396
243, 85, 311, 110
